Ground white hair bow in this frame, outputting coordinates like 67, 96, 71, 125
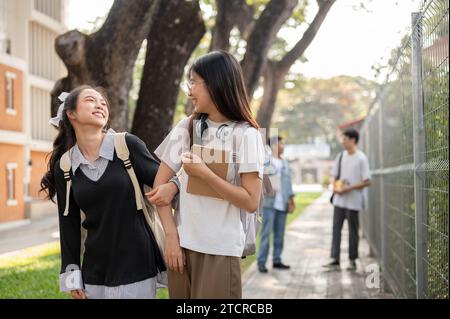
49, 92, 70, 128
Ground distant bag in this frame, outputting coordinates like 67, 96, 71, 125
268, 174, 281, 193
262, 145, 277, 197
330, 151, 344, 204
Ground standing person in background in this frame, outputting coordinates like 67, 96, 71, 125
257, 136, 295, 273
323, 129, 371, 271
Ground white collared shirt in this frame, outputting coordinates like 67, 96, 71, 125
155, 117, 265, 257
71, 129, 115, 181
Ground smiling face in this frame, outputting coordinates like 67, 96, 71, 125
66, 88, 109, 129
188, 71, 216, 115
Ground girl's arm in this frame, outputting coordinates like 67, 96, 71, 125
152, 162, 185, 274
127, 133, 178, 205
54, 163, 86, 299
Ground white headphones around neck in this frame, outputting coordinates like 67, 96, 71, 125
195, 115, 234, 142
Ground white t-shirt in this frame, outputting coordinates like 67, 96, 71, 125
332, 150, 371, 211
272, 158, 285, 211
154, 117, 265, 257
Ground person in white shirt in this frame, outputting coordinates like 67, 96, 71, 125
148, 51, 265, 299
323, 128, 371, 271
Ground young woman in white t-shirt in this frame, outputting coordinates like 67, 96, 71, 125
148, 51, 265, 298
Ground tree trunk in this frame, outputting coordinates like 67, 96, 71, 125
210, 0, 254, 51
51, 0, 161, 131
256, 0, 335, 128
240, 0, 297, 99
185, 0, 252, 117
256, 61, 284, 130
132, 0, 205, 152
210, 0, 236, 51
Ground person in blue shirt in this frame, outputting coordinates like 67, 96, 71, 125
257, 136, 295, 273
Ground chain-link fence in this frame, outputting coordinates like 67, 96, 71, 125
359, 0, 448, 299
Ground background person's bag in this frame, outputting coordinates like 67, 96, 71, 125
268, 174, 281, 193
330, 151, 343, 204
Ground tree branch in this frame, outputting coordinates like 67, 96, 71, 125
52, 0, 162, 131
240, 0, 298, 99
256, 0, 336, 128
277, 0, 335, 73
210, 0, 254, 51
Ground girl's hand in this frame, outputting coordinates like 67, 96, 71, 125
164, 233, 185, 274
181, 152, 210, 178
146, 182, 178, 206
70, 289, 87, 299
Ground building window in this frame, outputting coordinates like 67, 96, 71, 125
0, 38, 11, 55
34, 0, 62, 22
6, 163, 18, 206
5, 71, 16, 115
6, 38, 11, 54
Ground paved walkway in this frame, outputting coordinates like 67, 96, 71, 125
242, 192, 394, 299
1, 192, 395, 299
0, 216, 59, 255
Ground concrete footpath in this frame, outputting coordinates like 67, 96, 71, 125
0, 192, 394, 299
242, 192, 394, 299
0, 215, 59, 255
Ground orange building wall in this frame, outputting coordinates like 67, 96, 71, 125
29, 151, 51, 200
0, 143, 25, 223
0, 64, 24, 132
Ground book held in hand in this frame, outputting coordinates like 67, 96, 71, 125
186, 144, 230, 200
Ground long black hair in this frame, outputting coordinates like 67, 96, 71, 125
40, 85, 110, 202
187, 50, 259, 146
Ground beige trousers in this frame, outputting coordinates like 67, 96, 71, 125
168, 248, 242, 299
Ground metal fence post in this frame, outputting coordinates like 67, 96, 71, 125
366, 117, 375, 257
378, 94, 388, 293
411, 11, 426, 299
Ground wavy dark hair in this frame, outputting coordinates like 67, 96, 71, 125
187, 50, 259, 146
40, 85, 110, 202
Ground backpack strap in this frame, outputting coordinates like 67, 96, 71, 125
60, 148, 74, 216
336, 151, 343, 180
113, 132, 143, 211
113, 133, 165, 261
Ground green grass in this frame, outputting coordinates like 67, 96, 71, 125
0, 242, 69, 299
240, 192, 322, 272
0, 241, 171, 299
0, 192, 321, 299
157, 287, 169, 299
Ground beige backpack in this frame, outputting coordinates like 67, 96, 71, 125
59, 132, 166, 272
